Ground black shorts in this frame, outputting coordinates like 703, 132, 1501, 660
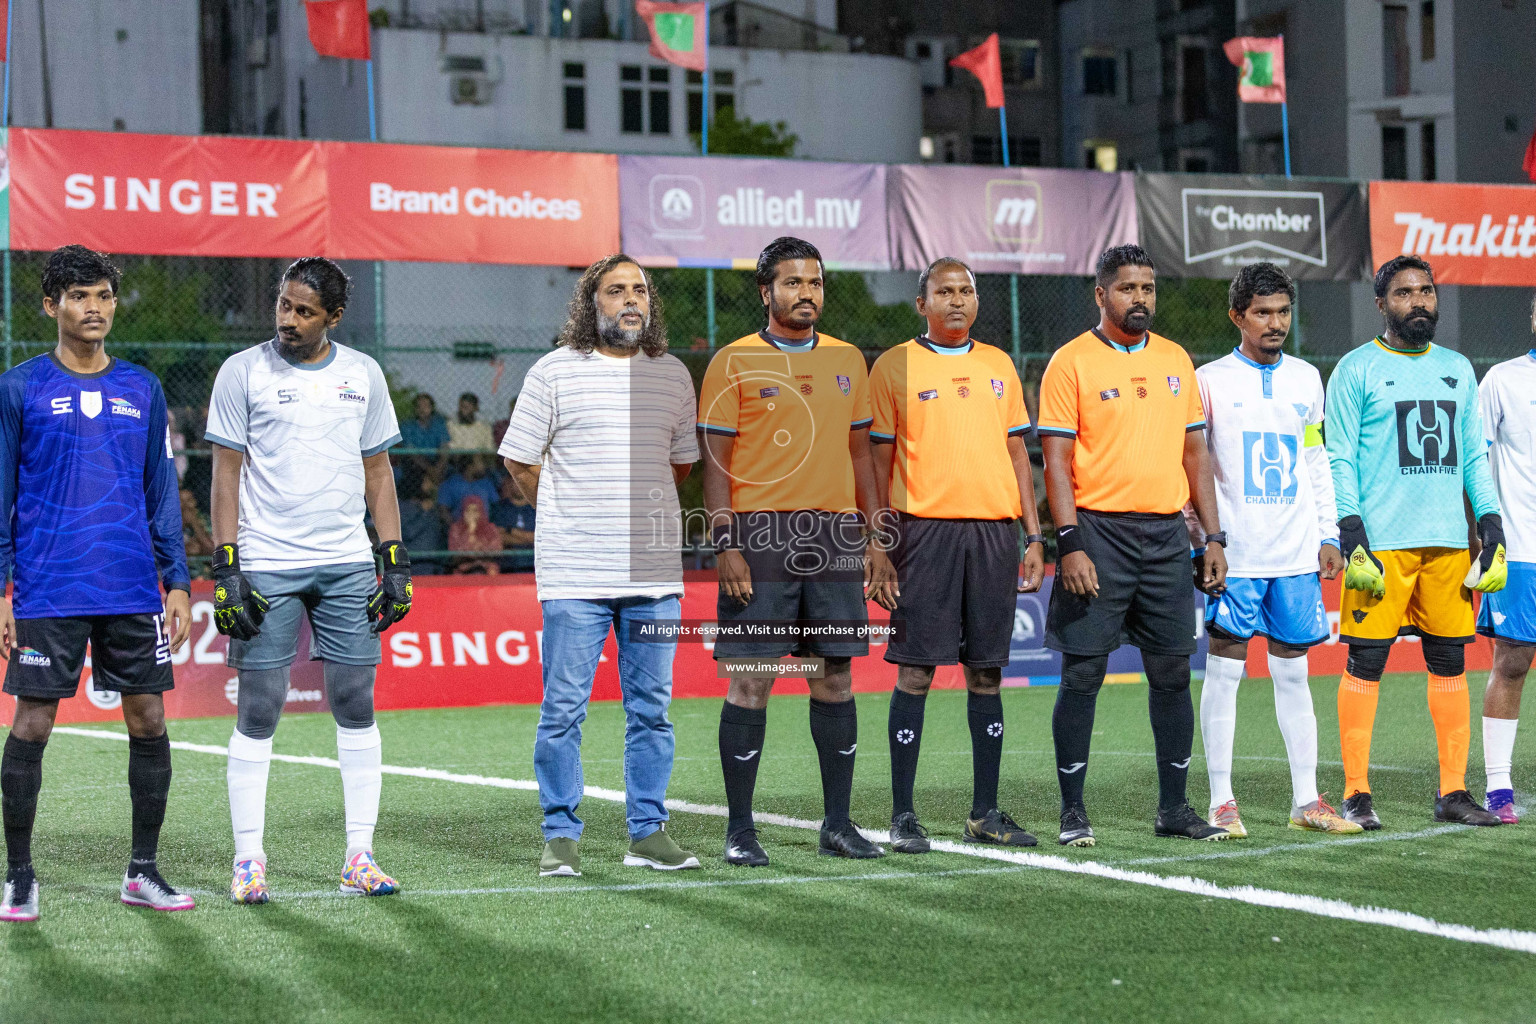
886, 515, 1018, 669
1045, 509, 1196, 657
4, 614, 174, 700
715, 510, 869, 659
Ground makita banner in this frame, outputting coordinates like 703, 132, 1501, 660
1370, 180, 1536, 286
619, 154, 890, 270
10, 129, 329, 257
0, 572, 1468, 726
1137, 173, 1370, 281
8, 128, 620, 265
888, 165, 1137, 275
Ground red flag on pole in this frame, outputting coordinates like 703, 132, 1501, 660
1222, 36, 1286, 103
950, 34, 1005, 109
305, 0, 371, 60
635, 1, 708, 73
0, 2, 9, 62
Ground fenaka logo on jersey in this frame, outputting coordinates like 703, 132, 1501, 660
985, 179, 1044, 244
1395, 399, 1458, 474
336, 384, 366, 404
1181, 188, 1328, 268
109, 397, 141, 419
16, 646, 49, 667
1242, 430, 1298, 503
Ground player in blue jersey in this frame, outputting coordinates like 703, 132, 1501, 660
0, 246, 194, 922
1326, 255, 1505, 830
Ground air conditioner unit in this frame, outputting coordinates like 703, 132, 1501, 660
449, 74, 494, 105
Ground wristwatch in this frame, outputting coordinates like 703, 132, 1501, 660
1204, 532, 1228, 547
1025, 533, 1045, 547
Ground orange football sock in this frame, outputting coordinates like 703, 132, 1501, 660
1427, 673, 1471, 796
1338, 673, 1380, 797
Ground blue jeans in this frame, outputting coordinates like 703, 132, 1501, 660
534, 596, 680, 842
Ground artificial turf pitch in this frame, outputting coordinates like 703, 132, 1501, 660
3, 672, 1533, 1024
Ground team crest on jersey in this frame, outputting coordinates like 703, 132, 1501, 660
991, 378, 1004, 399
109, 397, 141, 419
1166, 376, 1181, 396
1442, 376, 1458, 389
1292, 402, 1309, 418
336, 384, 366, 404
836, 374, 851, 396
80, 391, 102, 419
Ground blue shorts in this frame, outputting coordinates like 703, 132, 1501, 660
1205, 573, 1329, 648
1477, 561, 1536, 646
226, 562, 381, 670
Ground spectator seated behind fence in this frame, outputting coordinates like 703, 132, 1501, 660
400, 393, 451, 453
398, 469, 448, 575
180, 488, 215, 569
447, 391, 495, 452
449, 495, 503, 575
437, 453, 500, 517
492, 395, 517, 450
490, 471, 535, 548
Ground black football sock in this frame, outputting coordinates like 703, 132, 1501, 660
1145, 654, 1196, 811
967, 692, 1005, 819
718, 702, 766, 837
1052, 688, 1098, 809
888, 688, 927, 818
2, 735, 46, 874
127, 732, 173, 868
809, 698, 858, 829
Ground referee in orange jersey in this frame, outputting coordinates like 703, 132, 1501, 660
1037, 244, 1230, 847
869, 258, 1046, 853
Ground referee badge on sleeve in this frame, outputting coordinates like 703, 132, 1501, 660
1167, 376, 1181, 396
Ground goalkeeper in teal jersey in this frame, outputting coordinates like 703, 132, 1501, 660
1325, 255, 1504, 831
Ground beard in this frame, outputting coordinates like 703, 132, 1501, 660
771, 297, 820, 329
277, 329, 326, 360
1113, 303, 1153, 336
1387, 306, 1437, 346
597, 308, 647, 349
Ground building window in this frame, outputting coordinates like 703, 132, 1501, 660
1420, 2, 1436, 60
1000, 39, 1041, 86
1083, 51, 1117, 96
1180, 45, 1208, 123
621, 65, 644, 133
1382, 124, 1408, 179
1421, 120, 1437, 180
971, 136, 1043, 166
563, 62, 586, 131
648, 66, 671, 135
1125, 49, 1134, 104
1084, 141, 1118, 172
687, 69, 734, 134
1384, 5, 1410, 96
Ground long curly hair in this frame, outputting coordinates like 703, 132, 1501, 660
559, 254, 668, 358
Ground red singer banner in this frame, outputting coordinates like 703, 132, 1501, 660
1369, 179, 1536, 286
8, 129, 622, 267
322, 142, 620, 265
9, 129, 329, 258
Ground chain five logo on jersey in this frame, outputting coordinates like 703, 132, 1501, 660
1395, 399, 1458, 474
1242, 430, 1298, 502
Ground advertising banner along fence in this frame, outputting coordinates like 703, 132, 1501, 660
1137, 173, 1370, 280
887, 165, 1137, 276
8, 129, 620, 266
1370, 179, 1536, 287
618, 154, 890, 270
0, 573, 1487, 727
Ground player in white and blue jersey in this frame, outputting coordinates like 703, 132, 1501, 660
207, 257, 409, 904
1190, 263, 1358, 838
0, 246, 196, 922
1473, 303, 1536, 822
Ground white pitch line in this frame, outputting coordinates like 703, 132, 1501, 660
50, 726, 1536, 955
1111, 823, 1469, 866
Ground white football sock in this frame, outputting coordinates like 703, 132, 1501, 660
1483, 716, 1518, 793
1200, 655, 1245, 807
1269, 652, 1319, 807
337, 724, 383, 857
227, 730, 273, 866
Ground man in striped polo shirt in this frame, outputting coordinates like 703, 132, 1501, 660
500, 254, 702, 878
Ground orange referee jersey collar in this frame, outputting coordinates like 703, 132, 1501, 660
1091, 326, 1149, 354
